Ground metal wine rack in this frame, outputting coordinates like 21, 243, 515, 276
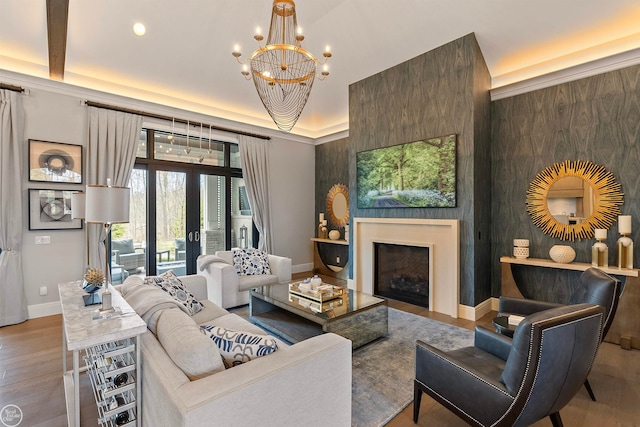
83, 338, 138, 427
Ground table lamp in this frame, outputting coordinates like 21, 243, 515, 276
85, 179, 130, 311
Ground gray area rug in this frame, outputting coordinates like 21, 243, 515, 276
351, 308, 473, 426
231, 305, 474, 426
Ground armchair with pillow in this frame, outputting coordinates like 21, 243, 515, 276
197, 248, 292, 309
111, 238, 146, 273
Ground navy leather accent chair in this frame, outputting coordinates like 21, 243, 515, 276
499, 267, 621, 401
414, 304, 605, 427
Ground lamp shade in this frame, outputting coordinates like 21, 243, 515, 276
70, 192, 86, 219
85, 184, 130, 224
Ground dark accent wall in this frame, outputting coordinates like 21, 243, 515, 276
491, 64, 640, 299
317, 36, 640, 307
315, 136, 350, 231
347, 33, 492, 307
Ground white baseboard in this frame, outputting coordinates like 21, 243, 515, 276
28, 301, 62, 319
458, 297, 498, 321
292, 262, 313, 274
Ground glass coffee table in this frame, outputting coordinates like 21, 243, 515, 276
250, 282, 388, 349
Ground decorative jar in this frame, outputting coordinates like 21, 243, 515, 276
549, 245, 576, 263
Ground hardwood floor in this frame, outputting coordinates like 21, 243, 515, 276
1, 277, 638, 426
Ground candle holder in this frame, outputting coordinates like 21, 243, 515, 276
616, 215, 633, 269
591, 229, 608, 268
318, 213, 325, 238
616, 234, 633, 269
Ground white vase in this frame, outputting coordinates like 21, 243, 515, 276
328, 230, 340, 240
549, 245, 576, 263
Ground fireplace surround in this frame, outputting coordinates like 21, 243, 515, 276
352, 217, 460, 317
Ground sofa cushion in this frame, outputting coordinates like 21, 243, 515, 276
145, 270, 205, 316
200, 324, 278, 368
121, 277, 191, 335
232, 248, 271, 276
156, 308, 226, 380
191, 300, 230, 325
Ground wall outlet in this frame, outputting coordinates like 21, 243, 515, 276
35, 236, 50, 245
39, 286, 48, 296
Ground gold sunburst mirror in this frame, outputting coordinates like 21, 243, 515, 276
526, 160, 623, 241
327, 183, 349, 228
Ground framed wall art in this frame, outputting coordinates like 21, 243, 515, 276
356, 134, 457, 208
28, 189, 82, 230
28, 139, 83, 183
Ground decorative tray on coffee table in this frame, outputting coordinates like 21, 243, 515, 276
288, 281, 344, 303
288, 293, 345, 314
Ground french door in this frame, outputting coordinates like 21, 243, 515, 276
146, 167, 225, 275
114, 129, 251, 280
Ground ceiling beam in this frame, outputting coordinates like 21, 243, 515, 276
46, 0, 69, 81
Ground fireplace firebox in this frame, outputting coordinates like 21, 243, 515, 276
374, 242, 430, 308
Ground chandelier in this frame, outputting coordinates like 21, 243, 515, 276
232, 0, 331, 132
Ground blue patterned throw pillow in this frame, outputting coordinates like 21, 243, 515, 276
144, 270, 204, 316
200, 324, 278, 368
232, 248, 272, 276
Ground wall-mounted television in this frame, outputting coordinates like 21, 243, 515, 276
356, 134, 456, 208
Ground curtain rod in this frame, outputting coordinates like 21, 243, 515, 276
84, 101, 271, 140
0, 83, 26, 93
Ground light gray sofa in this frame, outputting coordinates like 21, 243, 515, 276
197, 251, 292, 309
118, 274, 352, 427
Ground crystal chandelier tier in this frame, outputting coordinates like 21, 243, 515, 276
232, 0, 331, 132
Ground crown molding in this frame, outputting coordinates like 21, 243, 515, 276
491, 47, 640, 101
0, 68, 321, 144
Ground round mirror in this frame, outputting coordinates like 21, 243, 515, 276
526, 160, 623, 241
327, 183, 349, 228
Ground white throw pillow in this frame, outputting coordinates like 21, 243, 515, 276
232, 248, 271, 276
200, 324, 278, 368
144, 270, 204, 316
156, 309, 225, 380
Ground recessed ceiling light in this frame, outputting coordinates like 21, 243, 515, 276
133, 23, 146, 36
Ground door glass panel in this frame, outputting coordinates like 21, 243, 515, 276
154, 131, 225, 166
156, 171, 187, 275
200, 174, 226, 254
136, 129, 148, 158
111, 168, 147, 284
232, 177, 252, 249
230, 143, 241, 168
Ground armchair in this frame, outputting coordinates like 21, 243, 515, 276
414, 304, 605, 427
499, 267, 621, 401
111, 238, 146, 273
197, 250, 292, 309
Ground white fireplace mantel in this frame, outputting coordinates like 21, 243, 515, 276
352, 217, 460, 318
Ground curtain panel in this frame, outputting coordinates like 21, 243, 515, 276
0, 90, 28, 326
238, 135, 273, 253
86, 107, 143, 270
